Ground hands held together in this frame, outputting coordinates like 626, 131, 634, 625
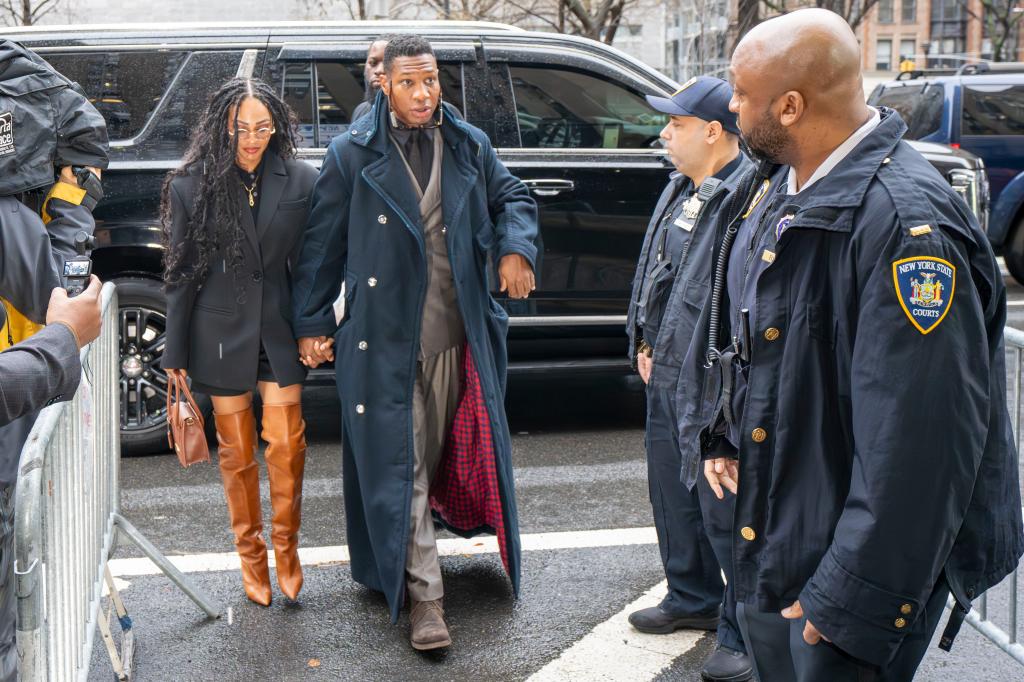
298, 336, 334, 368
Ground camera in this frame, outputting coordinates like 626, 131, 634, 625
62, 231, 95, 297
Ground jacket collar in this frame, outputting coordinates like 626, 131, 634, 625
669, 152, 750, 196
256, 150, 288, 239
777, 108, 907, 232
348, 90, 471, 155
789, 108, 904, 210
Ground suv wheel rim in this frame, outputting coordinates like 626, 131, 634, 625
119, 306, 167, 434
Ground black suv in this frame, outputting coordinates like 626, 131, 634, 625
6, 22, 989, 453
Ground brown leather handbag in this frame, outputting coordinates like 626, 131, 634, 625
166, 372, 210, 467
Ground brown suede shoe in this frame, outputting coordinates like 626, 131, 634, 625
410, 599, 451, 651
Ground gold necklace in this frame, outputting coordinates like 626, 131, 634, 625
241, 174, 259, 207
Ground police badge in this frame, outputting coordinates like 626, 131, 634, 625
742, 179, 771, 218
892, 256, 956, 334
682, 194, 703, 220
775, 214, 795, 239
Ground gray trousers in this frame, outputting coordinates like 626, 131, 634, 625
406, 345, 463, 603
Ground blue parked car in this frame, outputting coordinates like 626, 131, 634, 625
869, 63, 1024, 281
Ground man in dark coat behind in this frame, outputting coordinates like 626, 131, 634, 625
291, 35, 537, 651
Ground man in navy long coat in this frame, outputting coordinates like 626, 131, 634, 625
291, 35, 538, 651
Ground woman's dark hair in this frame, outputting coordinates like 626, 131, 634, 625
160, 77, 298, 288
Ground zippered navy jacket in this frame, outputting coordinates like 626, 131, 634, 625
626, 154, 752, 392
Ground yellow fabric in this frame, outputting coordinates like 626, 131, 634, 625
0, 299, 44, 351
41, 181, 87, 225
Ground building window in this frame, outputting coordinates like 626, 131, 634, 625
876, 39, 894, 70
900, 39, 916, 62
930, 0, 967, 65
878, 0, 894, 24
901, 0, 917, 23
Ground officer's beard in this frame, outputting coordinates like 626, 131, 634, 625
740, 108, 791, 166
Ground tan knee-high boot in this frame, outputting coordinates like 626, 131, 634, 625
261, 403, 306, 600
215, 407, 272, 606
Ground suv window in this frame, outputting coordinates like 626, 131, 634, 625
509, 66, 665, 149
43, 51, 188, 141
962, 84, 1024, 136
275, 60, 464, 148
147, 51, 246, 155
872, 83, 944, 139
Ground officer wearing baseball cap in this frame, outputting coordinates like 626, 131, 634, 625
625, 76, 753, 681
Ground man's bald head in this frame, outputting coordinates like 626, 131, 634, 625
728, 9, 871, 166
736, 9, 862, 104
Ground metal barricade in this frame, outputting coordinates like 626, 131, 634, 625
14, 283, 222, 681
945, 325, 1024, 666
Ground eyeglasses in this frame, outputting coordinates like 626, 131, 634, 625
229, 127, 276, 140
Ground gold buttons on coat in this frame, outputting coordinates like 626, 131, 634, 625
900, 603, 913, 615
355, 404, 365, 414
368, 277, 378, 287
894, 617, 907, 629
764, 327, 781, 342
740, 527, 756, 541
358, 341, 368, 351
377, 215, 387, 224
751, 428, 767, 443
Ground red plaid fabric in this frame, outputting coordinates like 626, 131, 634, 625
429, 344, 510, 575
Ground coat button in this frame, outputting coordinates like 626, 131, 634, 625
441, 224, 447, 234
377, 214, 387, 224
358, 341, 368, 350
751, 427, 767, 443
740, 527, 756, 541
894, 617, 907, 628
355, 404, 365, 414
251, 271, 263, 282
900, 603, 913, 615
764, 327, 781, 342
368, 277, 377, 287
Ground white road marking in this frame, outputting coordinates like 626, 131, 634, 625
107, 527, 658, 578
527, 580, 704, 682
1007, 300, 1024, 307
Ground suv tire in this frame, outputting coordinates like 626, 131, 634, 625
1004, 218, 1024, 286
114, 277, 212, 455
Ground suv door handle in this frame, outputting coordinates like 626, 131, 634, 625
523, 179, 576, 197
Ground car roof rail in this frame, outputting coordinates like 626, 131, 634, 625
895, 68, 958, 80
957, 61, 1024, 75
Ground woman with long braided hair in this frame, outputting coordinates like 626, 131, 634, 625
161, 77, 318, 606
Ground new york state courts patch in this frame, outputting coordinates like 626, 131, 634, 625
892, 256, 956, 335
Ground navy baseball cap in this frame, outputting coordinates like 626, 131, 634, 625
646, 76, 740, 136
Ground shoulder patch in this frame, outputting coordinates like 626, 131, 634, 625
892, 256, 955, 334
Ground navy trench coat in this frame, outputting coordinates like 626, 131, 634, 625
291, 99, 537, 621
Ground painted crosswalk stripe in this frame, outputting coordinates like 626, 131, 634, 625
107, 526, 659, 578
527, 580, 704, 681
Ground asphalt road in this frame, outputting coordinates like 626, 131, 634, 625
85, 267, 1024, 680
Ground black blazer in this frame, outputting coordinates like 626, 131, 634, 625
162, 152, 318, 391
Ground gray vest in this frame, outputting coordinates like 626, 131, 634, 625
393, 130, 466, 359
